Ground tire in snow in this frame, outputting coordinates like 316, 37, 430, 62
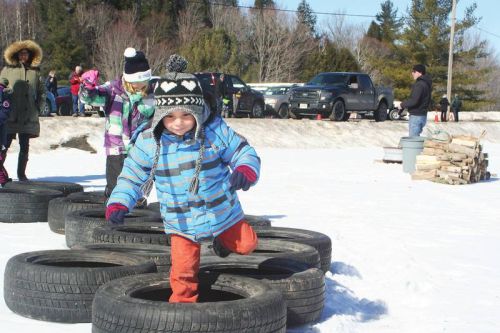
65, 209, 162, 248
78, 242, 171, 272
92, 222, 169, 246
3, 249, 156, 323
0, 188, 64, 223
253, 226, 332, 273
48, 193, 106, 234
92, 272, 286, 333
200, 256, 325, 326
201, 239, 321, 269
4, 180, 83, 196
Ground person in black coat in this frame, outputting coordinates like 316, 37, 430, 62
439, 94, 449, 122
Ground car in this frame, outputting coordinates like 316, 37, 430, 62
193, 72, 266, 118
42, 85, 72, 116
263, 85, 292, 119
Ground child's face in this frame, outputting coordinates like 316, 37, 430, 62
130, 81, 148, 93
162, 110, 196, 136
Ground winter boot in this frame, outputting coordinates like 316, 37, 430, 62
0, 150, 11, 187
210, 237, 231, 258
17, 152, 29, 182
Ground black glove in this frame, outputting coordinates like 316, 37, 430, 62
229, 166, 256, 191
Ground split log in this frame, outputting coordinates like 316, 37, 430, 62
416, 163, 441, 171
423, 147, 446, 155
447, 143, 478, 157
451, 137, 479, 148
412, 169, 437, 180
424, 140, 449, 150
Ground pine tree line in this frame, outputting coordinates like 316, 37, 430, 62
0, 0, 497, 110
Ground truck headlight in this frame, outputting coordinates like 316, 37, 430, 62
320, 92, 332, 101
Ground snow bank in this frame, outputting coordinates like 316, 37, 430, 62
9, 115, 500, 153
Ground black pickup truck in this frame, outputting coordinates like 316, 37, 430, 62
289, 72, 393, 121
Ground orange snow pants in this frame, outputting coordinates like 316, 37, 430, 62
169, 220, 258, 303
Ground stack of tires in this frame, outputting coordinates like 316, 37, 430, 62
3, 185, 332, 331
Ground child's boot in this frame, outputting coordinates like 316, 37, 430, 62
211, 237, 231, 258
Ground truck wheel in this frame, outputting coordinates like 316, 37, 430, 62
251, 102, 264, 118
389, 108, 401, 120
375, 101, 388, 122
277, 104, 289, 119
342, 112, 351, 121
329, 100, 346, 121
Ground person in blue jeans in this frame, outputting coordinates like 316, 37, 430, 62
399, 64, 432, 137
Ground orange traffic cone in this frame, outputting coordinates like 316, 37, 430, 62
434, 112, 439, 123
316, 113, 322, 120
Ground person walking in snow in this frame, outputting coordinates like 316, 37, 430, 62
80, 48, 155, 198
105, 73, 260, 303
69, 65, 84, 116
0, 40, 46, 182
0, 78, 12, 187
399, 64, 432, 136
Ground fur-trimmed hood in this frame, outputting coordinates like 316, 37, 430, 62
3, 40, 43, 67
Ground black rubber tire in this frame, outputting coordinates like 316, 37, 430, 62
65, 209, 162, 248
92, 222, 169, 246
0, 188, 64, 223
48, 195, 106, 234
3, 249, 156, 323
251, 102, 264, 118
375, 101, 388, 122
253, 226, 332, 273
92, 272, 287, 333
4, 180, 84, 196
329, 100, 346, 121
202, 238, 320, 269
67, 190, 106, 201
77, 242, 172, 273
57, 101, 71, 116
200, 256, 325, 326
389, 108, 401, 121
277, 104, 289, 119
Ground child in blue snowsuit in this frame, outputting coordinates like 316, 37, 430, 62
0, 78, 12, 186
105, 73, 261, 303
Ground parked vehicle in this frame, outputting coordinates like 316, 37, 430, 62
83, 104, 104, 117
289, 72, 393, 121
42, 85, 72, 116
193, 72, 266, 118
263, 85, 292, 119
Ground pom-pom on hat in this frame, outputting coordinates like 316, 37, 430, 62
165, 54, 188, 74
123, 47, 151, 82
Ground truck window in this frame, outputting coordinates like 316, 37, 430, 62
230, 76, 246, 89
307, 73, 348, 86
348, 76, 358, 89
358, 75, 373, 93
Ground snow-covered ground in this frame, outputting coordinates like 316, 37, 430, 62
1, 117, 499, 332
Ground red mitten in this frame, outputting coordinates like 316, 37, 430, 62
229, 165, 257, 191
105, 203, 128, 224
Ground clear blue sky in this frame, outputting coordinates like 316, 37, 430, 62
240, 0, 500, 54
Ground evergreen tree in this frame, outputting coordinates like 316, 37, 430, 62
376, 0, 402, 44
34, 0, 87, 79
296, 0, 316, 36
299, 40, 359, 81
366, 21, 382, 41
181, 29, 242, 75
254, 0, 274, 9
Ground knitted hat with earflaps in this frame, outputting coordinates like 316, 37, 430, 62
140, 73, 210, 197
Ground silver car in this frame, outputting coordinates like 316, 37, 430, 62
264, 86, 292, 119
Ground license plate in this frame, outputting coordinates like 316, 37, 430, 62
299, 103, 308, 109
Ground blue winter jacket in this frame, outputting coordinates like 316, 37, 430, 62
108, 115, 261, 242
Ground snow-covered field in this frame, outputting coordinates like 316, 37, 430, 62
1, 117, 499, 332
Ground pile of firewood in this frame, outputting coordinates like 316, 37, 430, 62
412, 134, 490, 185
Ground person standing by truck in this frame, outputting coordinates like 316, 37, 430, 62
399, 64, 432, 136
451, 94, 462, 122
439, 94, 449, 122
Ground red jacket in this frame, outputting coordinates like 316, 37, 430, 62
69, 71, 82, 96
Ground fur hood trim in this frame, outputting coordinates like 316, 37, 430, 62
3, 40, 43, 67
